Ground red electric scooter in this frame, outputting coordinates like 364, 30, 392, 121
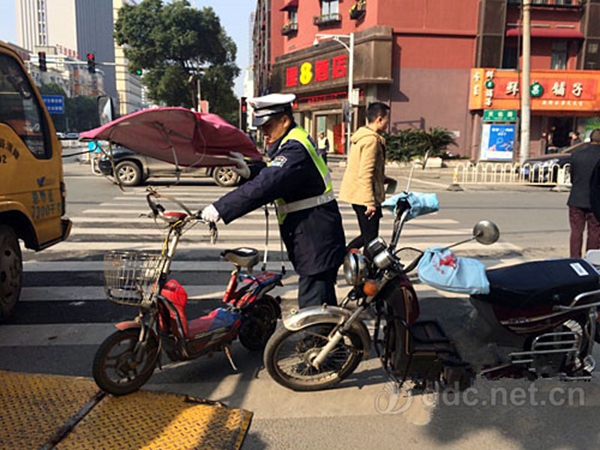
93, 189, 282, 395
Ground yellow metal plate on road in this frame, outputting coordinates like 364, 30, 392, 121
57, 391, 253, 450
0, 370, 253, 450
0, 370, 100, 449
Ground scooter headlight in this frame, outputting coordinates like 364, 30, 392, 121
343, 251, 368, 286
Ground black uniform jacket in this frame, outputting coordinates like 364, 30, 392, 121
213, 124, 346, 276
569, 143, 600, 210
587, 144, 600, 221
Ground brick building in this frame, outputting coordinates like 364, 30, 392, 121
253, 0, 600, 161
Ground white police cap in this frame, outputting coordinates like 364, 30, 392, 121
248, 93, 296, 126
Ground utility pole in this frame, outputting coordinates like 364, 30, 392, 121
347, 32, 355, 156
519, 0, 531, 164
314, 32, 354, 155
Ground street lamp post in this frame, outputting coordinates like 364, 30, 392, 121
314, 32, 355, 155
519, 0, 531, 164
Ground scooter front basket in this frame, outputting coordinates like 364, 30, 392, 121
104, 250, 166, 305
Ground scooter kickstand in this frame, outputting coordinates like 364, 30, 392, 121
224, 345, 238, 371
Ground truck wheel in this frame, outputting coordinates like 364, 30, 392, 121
115, 161, 143, 186
0, 225, 22, 322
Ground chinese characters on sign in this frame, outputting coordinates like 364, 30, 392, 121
285, 67, 298, 87
469, 69, 598, 111
285, 54, 348, 88
482, 109, 517, 123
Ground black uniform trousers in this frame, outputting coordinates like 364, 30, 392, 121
298, 267, 338, 309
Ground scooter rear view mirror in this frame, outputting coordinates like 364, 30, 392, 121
473, 220, 500, 245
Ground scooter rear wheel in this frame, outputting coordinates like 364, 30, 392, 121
93, 328, 159, 396
239, 297, 280, 351
264, 323, 364, 391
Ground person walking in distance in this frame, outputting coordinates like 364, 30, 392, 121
317, 131, 330, 164
339, 102, 394, 251
201, 93, 345, 309
567, 129, 600, 258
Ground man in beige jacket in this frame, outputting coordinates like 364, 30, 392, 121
339, 102, 392, 250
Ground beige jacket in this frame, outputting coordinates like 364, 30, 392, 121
339, 126, 386, 206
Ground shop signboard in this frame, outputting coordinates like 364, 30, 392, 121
480, 123, 515, 161
285, 54, 349, 89
482, 109, 517, 122
469, 68, 600, 112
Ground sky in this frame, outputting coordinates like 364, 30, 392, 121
0, 0, 254, 96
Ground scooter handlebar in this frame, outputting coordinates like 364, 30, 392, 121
144, 188, 218, 243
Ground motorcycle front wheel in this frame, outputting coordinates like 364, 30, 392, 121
264, 323, 364, 391
93, 328, 159, 396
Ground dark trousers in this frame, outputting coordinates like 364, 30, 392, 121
569, 206, 600, 258
298, 267, 338, 309
318, 150, 328, 165
346, 204, 382, 251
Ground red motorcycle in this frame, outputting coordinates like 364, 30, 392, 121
93, 189, 282, 395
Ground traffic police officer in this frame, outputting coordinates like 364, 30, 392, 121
201, 93, 345, 308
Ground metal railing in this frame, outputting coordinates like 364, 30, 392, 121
452, 162, 571, 187
313, 13, 342, 26
281, 22, 298, 35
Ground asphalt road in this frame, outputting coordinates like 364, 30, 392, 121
2, 158, 598, 449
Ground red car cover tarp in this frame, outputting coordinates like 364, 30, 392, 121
79, 107, 261, 168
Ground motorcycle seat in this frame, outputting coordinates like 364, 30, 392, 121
221, 247, 259, 269
472, 258, 600, 308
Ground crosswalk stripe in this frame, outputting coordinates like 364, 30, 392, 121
0, 320, 395, 347
23, 260, 296, 272
22, 255, 524, 273
25, 240, 521, 253
0, 323, 120, 346
79, 207, 416, 217
67, 227, 474, 237
69, 216, 459, 225
20, 283, 464, 302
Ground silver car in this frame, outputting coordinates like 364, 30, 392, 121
98, 147, 240, 187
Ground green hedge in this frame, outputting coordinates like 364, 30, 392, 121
384, 127, 457, 162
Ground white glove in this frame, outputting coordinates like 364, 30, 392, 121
228, 151, 251, 179
201, 204, 220, 223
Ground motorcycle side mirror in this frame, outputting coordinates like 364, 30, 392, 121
473, 220, 500, 245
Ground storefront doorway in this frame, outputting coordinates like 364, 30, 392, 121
546, 116, 574, 150
315, 113, 344, 154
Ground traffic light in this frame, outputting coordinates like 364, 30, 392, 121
134, 68, 142, 76
342, 101, 352, 122
239, 97, 247, 132
38, 51, 47, 72
87, 53, 95, 74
